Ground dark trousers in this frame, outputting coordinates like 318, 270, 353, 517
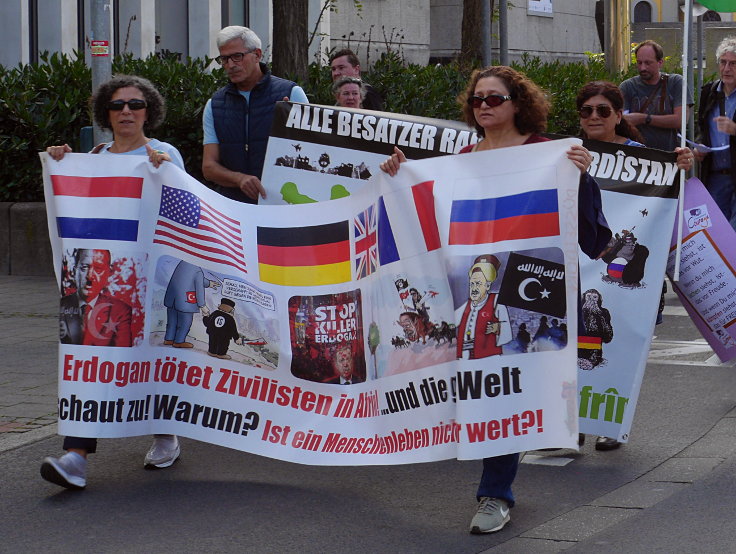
63, 436, 97, 453
476, 453, 519, 507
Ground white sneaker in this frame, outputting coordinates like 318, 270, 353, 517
40, 452, 87, 489
469, 497, 510, 534
144, 435, 180, 468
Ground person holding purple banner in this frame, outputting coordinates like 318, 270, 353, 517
381, 66, 613, 535
695, 36, 736, 230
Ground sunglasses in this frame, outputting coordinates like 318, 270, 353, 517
467, 94, 512, 108
579, 104, 613, 119
107, 99, 147, 111
214, 49, 255, 65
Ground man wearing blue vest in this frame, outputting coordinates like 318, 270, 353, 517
202, 26, 309, 204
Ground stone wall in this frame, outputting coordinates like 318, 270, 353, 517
0, 203, 54, 276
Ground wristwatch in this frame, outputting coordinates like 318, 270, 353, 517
645, 114, 652, 125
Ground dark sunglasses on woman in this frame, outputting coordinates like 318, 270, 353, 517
467, 94, 513, 109
579, 104, 613, 119
107, 99, 147, 111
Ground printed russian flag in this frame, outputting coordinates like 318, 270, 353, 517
50, 175, 143, 241
607, 258, 626, 280
377, 180, 441, 266
257, 221, 351, 286
449, 189, 559, 245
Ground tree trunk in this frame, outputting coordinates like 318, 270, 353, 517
272, 0, 308, 81
460, 0, 483, 66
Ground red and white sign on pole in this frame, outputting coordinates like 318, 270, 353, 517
90, 40, 109, 57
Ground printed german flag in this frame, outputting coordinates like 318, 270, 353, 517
257, 221, 351, 286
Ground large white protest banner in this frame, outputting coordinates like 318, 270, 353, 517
577, 140, 679, 442
42, 138, 581, 464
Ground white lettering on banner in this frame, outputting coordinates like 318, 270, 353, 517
588, 150, 678, 186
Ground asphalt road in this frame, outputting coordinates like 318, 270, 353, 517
2, 279, 736, 552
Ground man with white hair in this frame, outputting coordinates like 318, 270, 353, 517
695, 35, 736, 229
202, 26, 309, 204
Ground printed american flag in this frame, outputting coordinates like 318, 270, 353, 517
154, 186, 247, 273
354, 205, 377, 279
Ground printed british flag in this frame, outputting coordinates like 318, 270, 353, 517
354, 204, 378, 279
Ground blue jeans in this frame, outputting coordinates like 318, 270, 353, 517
706, 173, 736, 230
476, 453, 519, 507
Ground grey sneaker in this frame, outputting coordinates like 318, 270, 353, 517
40, 452, 87, 489
470, 497, 510, 534
144, 435, 180, 468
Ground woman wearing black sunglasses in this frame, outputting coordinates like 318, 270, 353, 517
575, 81, 692, 454
42, 75, 184, 491
46, 74, 184, 170
382, 66, 613, 535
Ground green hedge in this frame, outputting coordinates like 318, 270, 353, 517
0, 51, 688, 203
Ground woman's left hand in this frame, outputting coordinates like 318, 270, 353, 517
674, 146, 694, 171
146, 144, 172, 168
567, 144, 592, 174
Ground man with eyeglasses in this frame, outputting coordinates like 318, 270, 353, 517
329, 49, 384, 111
619, 40, 692, 151
202, 26, 309, 204
695, 36, 736, 229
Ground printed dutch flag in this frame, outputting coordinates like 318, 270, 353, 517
50, 175, 143, 241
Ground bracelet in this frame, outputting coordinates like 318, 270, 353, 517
645, 114, 652, 125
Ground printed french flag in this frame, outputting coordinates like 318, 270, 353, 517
377, 180, 441, 266
449, 188, 559, 245
50, 175, 143, 241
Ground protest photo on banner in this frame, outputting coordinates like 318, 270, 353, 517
578, 139, 680, 441
288, 290, 365, 384
41, 136, 583, 465
260, 102, 479, 204
667, 177, 736, 362
59, 248, 147, 347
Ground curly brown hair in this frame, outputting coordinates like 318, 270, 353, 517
576, 81, 645, 144
459, 66, 550, 136
91, 74, 166, 132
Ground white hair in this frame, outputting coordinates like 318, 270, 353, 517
217, 26, 261, 51
716, 36, 736, 62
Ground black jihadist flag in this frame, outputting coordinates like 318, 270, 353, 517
497, 252, 566, 318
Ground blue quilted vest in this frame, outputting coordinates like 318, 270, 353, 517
211, 63, 295, 203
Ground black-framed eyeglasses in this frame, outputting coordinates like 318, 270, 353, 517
215, 49, 255, 65
579, 104, 613, 119
107, 99, 147, 111
467, 94, 512, 108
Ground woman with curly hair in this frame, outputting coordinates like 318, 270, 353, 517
46, 74, 184, 169
382, 66, 613, 535
42, 75, 184, 491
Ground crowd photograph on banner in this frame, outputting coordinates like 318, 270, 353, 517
6, 1, 736, 549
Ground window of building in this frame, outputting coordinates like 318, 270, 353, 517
633, 1, 652, 23
703, 10, 721, 22
222, 0, 249, 27
28, 0, 38, 63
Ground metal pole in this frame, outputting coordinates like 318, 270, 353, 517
91, 0, 113, 144
499, 0, 508, 66
697, 14, 704, 93
481, 0, 491, 67
674, 0, 693, 283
